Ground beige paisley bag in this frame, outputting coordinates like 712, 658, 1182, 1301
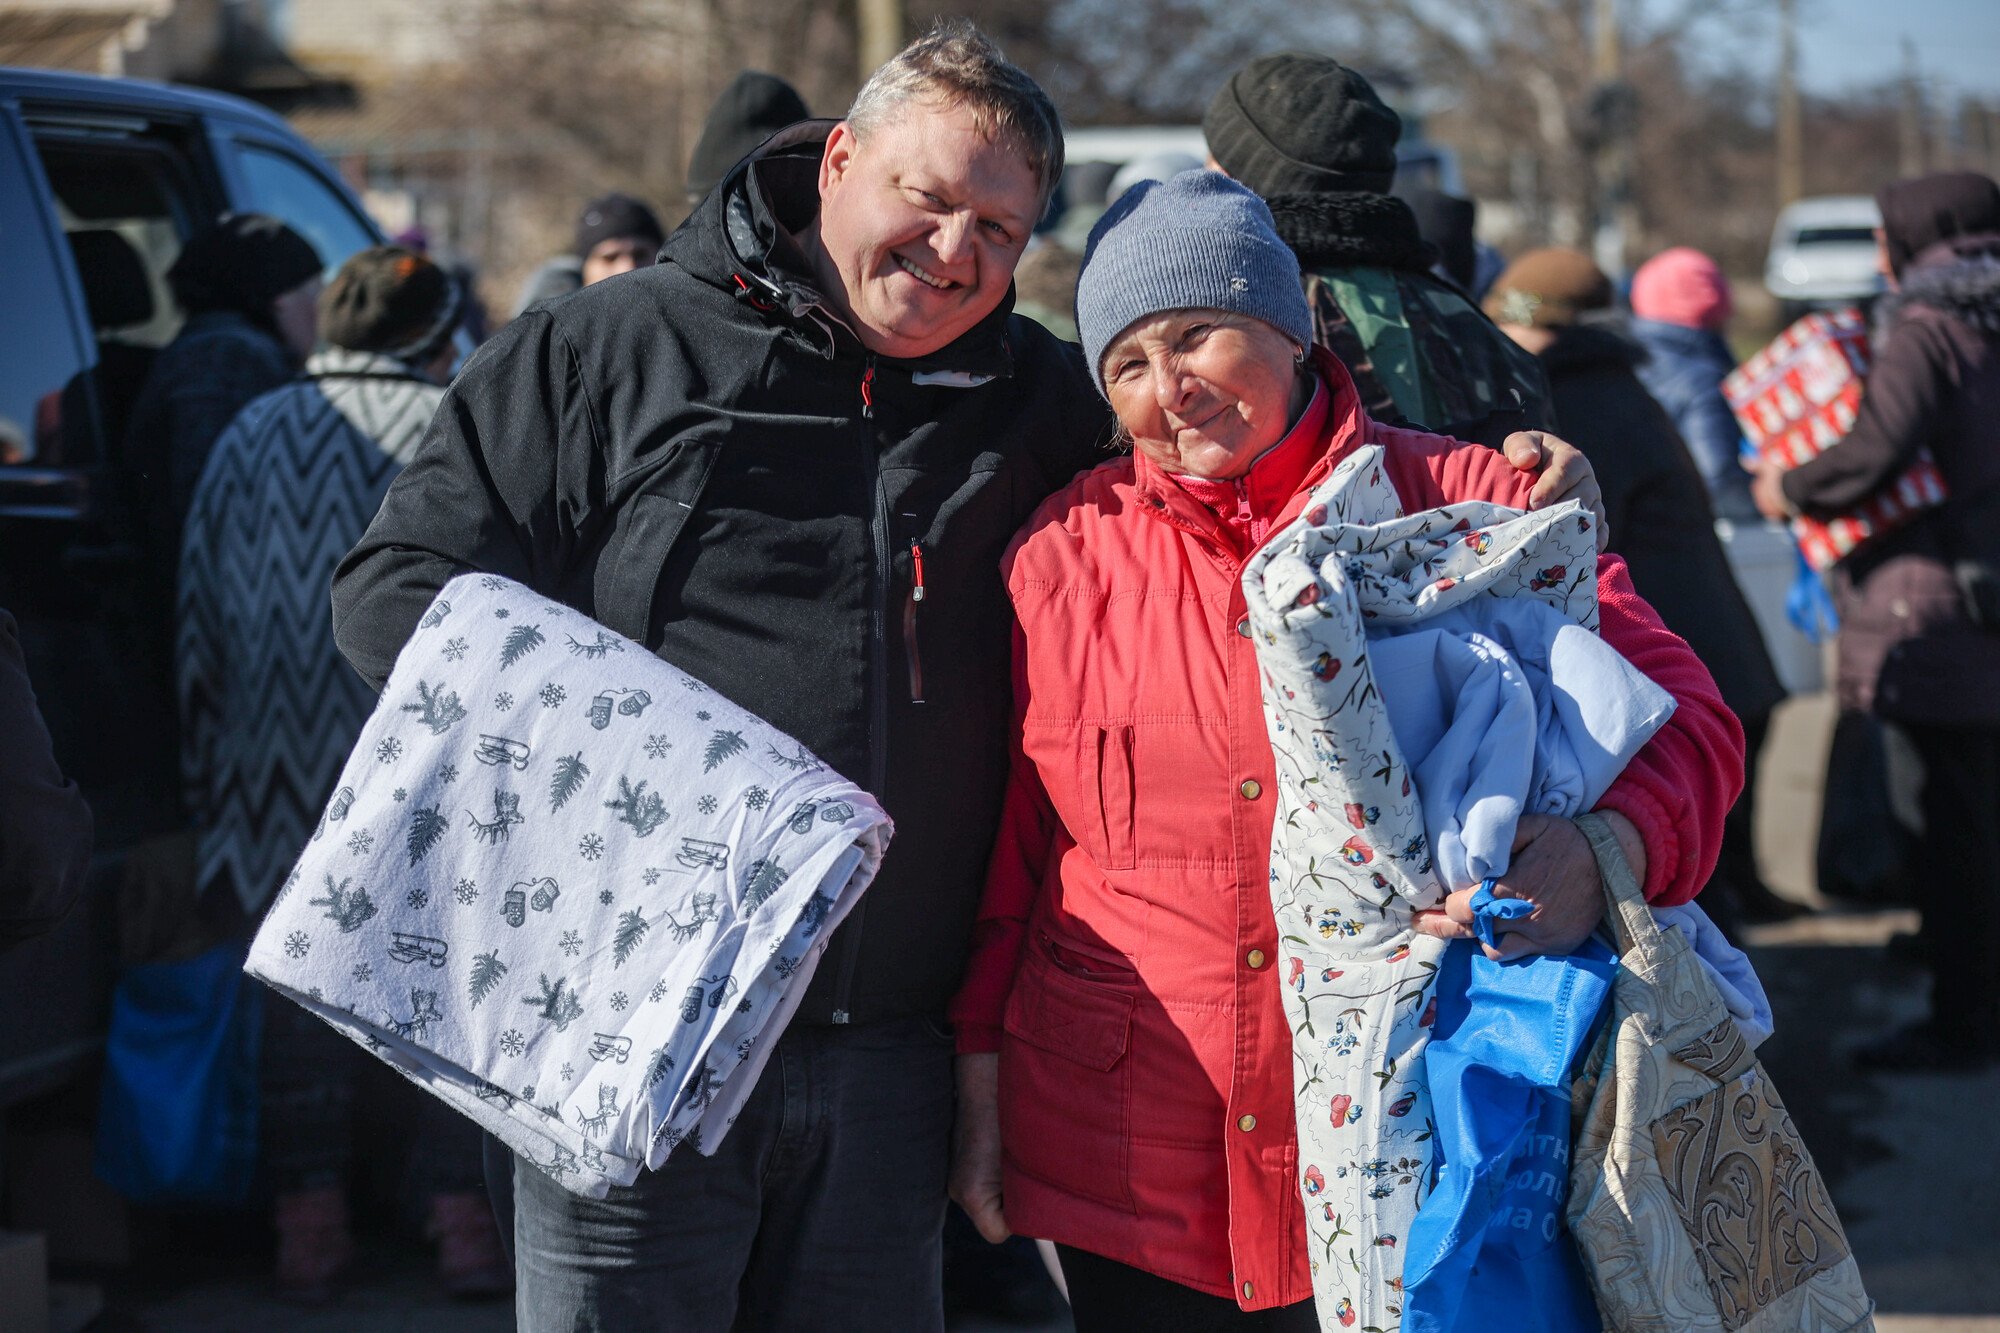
1567, 813, 1874, 1333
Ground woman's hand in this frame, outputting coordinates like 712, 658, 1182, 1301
1745, 452, 1795, 521
1504, 431, 1608, 549
950, 1052, 1011, 1244
1411, 810, 1647, 959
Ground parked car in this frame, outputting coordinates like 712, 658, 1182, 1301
0, 66, 381, 1111
1764, 194, 1884, 323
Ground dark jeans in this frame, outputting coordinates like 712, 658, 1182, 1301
1905, 724, 2000, 1047
1058, 1246, 1320, 1332
511, 1015, 955, 1332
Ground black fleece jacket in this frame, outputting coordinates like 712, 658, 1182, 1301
333, 123, 1114, 1025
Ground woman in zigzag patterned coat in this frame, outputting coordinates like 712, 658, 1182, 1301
176, 246, 507, 1300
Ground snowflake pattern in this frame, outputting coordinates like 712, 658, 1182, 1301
697, 795, 718, 815
392, 788, 408, 803
599, 888, 614, 906
559, 1062, 575, 1082
642, 868, 661, 885
309, 987, 325, 1002
352, 962, 373, 983
578, 833, 605, 861
743, 785, 769, 811
560, 930, 583, 957
406, 886, 429, 909
648, 978, 670, 1003
521, 1084, 535, 1099
442, 636, 468, 661
644, 735, 672, 760
540, 683, 567, 708
680, 677, 706, 691
284, 931, 311, 959
610, 991, 629, 1011
499, 1029, 526, 1057
439, 764, 459, 784
494, 692, 514, 711
376, 737, 403, 763
494, 607, 510, 619
347, 830, 374, 856
454, 878, 479, 906
481, 576, 508, 591
695, 710, 711, 721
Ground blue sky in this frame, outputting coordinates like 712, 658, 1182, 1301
1793, 0, 2000, 98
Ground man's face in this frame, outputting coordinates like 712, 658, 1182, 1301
812, 102, 1041, 359
583, 236, 658, 286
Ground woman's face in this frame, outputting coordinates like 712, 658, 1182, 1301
1101, 308, 1304, 479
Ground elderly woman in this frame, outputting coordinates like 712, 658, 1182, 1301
946, 173, 1740, 1330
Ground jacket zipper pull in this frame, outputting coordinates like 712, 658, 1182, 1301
860, 357, 876, 419
905, 532, 926, 704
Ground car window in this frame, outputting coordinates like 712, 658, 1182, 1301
232, 142, 375, 276
0, 121, 94, 468
1793, 227, 1876, 247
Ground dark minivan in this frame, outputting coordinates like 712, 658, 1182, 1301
0, 66, 380, 1112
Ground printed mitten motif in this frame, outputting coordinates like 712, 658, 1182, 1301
1241, 446, 1600, 1331
247, 575, 892, 1198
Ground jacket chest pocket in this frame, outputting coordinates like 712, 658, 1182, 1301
1000, 939, 1136, 1213
1078, 724, 1136, 871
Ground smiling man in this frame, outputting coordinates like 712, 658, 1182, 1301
331, 24, 1102, 1332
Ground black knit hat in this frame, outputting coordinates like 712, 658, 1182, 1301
573, 193, 664, 259
1204, 53, 1402, 198
318, 245, 461, 362
1877, 171, 2000, 276
168, 213, 321, 320
686, 71, 811, 204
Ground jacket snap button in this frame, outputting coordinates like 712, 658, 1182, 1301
1246, 949, 1266, 969
1242, 1281, 1255, 1300
1236, 616, 1251, 638
1238, 1113, 1256, 1132
1240, 779, 1261, 800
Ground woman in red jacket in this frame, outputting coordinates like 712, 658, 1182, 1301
946, 172, 1741, 1331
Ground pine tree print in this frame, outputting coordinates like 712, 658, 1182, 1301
468, 951, 508, 1008
523, 974, 585, 1031
550, 753, 590, 811
500, 623, 546, 668
400, 680, 468, 735
612, 910, 650, 967
605, 776, 668, 836
406, 805, 450, 865
703, 729, 747, 772
310, 875, 378, 932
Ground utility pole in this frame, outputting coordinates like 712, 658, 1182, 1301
858, 0, 903, 82
1776, 0, 1803, 207
1589, 0, 1637, 276
1899, 37, 1926, 176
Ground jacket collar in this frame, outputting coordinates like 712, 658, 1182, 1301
664, 120, 1016, 379
1132, 346, 1372, 555
1265, 191, 1436, 274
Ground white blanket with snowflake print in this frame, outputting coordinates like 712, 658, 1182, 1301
245, 574, 892, 1198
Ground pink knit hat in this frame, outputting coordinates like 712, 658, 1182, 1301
1630, 247, 1733, 330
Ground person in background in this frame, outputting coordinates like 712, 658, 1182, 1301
510, 193, 667, 315
1753, 171, 2000, 1071
1204, 53, 1553, 445
1402, 186, 1477, 291
1488, 248, 1794, 934
1629, 247, 1759, 522
685, 69, 811, 206
1106, 151, 1204, 206
178, 247, 508, 1300
1011, 241, 1082, 342
0, 606, 92, 950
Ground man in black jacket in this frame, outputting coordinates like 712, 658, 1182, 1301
332, 23, 1597, 1329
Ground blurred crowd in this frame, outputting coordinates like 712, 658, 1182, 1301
2, 27, 1997, 1328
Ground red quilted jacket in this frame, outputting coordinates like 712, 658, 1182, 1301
948, 350, 1743, 1309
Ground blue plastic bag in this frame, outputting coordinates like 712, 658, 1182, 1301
1401, 929, 1616, 1333
95, 940, 263, 1203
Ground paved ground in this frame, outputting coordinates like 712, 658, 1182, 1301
83, 693, 1998, 1330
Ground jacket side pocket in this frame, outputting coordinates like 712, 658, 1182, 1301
1000, 941, 1136, 1212
1094, 724, 1136, 871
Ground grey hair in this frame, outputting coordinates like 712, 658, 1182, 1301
846, 18, 1065, 213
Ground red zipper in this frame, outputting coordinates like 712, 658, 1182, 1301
860, 359, 876, 418
905, 536, 925, 704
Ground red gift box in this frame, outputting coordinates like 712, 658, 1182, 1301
1722, 307, 1946, 570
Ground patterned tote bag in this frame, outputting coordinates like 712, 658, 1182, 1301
1568, 813, 1873, 1333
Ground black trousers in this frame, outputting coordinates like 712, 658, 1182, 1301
1058, 1245, 1320, 1333
1903, 723, 2000, 1047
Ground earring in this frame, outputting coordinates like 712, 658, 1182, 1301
1294, 345, 1308, 365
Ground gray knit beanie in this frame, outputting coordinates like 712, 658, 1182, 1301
1076, 170, 1313, 394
